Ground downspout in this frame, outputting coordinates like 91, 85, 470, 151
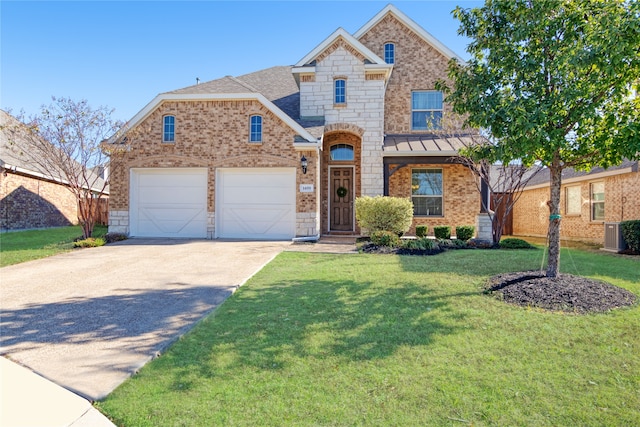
292, 234, 321, 243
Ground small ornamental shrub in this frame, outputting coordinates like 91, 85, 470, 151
620, 220, 640, 253
73, 237, 106, 248
416, 225, 429, 238
355, 196, 413, 235
455, 225, 475, 241
401, 238, 437, 251
499, 238, 535, 249
370, 230, 401, 247
433, 226, 451, 240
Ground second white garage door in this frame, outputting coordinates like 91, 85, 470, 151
216, 168, 295, 240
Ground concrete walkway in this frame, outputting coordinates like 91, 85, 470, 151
1, 239, 290, 426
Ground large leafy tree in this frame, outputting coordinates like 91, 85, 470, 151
440, 0, 640, 277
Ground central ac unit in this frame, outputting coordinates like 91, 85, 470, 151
603, 222, 626, 252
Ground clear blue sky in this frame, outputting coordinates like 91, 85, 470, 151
1, 1, 482, 122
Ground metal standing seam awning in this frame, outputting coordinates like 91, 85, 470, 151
382, 133, 490, 212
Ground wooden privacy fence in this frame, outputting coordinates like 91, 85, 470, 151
78, 198, 109, 226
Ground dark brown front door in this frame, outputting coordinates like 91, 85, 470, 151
330, 168, 353, 231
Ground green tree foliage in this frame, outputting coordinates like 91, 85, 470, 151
440, 0, 640, 277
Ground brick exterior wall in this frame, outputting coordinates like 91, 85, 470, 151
512, 170, 640, 243
0, 172, 77, 230
388, 163, 479, 236
109, 100, 318, 237
358, 13, 454, 135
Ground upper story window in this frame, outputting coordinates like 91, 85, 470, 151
412, 168, 443, 216
163, 115, 175, 143
591, 182, 605, 221
330, 144, 354, 161
384, 43, 395, 64
412, 91, 443, 130
334, 79, 346, 105
249, 115, 263, 143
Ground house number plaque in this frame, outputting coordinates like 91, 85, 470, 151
299, 184, 314, 193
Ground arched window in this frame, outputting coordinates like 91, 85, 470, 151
249, 115, 262, 142
330, 144, 354, 161
163, 115, 175, 143
384, 43, 395, 64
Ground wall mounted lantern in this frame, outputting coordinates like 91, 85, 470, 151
300, 155, 308, 174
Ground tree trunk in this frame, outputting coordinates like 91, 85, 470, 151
546, 162, 563, 278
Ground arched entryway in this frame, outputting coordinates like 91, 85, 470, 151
321, 130, 362, 234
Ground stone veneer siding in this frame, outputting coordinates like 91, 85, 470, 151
358, 13, 454, 135
109, 100, 318, 237
512, 170, 640, 243
299, 44, 385, 197
0, 172, 77, 230
388, 163, 479, 236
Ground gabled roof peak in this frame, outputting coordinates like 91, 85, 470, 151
354, 3, 464, 63
294, 27, 387, 67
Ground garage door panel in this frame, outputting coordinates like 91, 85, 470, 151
217, 168, 295, 240
131, 168, 207, 238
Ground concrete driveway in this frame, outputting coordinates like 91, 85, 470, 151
0, 239, 290, 401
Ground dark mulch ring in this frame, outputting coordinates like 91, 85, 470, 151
486, 270, 637, 314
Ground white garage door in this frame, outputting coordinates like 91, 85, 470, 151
130, 168, 207, 238
216, 168, 295, 240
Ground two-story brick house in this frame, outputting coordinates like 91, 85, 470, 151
108, 4, 485, 240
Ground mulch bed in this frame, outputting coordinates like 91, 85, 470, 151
485, 271, 637, 314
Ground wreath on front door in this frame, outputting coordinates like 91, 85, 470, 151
336, 186, 348, 198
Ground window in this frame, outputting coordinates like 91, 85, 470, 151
334, 79, 346, 104
163, 115, 175, 143
412, 91, 443, 130
591, 182, 605, 221
384, 43, 395, 64
565, 186, 581, 215
330, 144, 354, 161
249, 115, 262, 143
412, 168, 443, 216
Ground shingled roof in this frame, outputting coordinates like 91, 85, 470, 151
524, 159, 639, 188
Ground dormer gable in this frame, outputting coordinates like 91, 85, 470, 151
292, 28, 392, 87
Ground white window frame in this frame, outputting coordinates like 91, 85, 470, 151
334, 78, 346, 105
590, 181, 605, 221
411, 91, 443, 131
249, 115, 263, 143
384, 42, 395, 64
163, 115, 175, 143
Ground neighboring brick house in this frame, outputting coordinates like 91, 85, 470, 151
512, 160, 640, 245
0, 109, 108, 231
109, 4, 487, 240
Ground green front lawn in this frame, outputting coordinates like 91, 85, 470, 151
0, 225, 107, 267
98, 248, 639, 426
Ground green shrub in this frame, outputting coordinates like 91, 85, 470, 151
433, 226, 451, 239
370, 230, 401, 247
620, 220, 640, 252
355, 196, 413, 235
416, 225, 428, 238
73, 237, 106, 248
499, 238, 535, 249
401, 238, 437, 250
455, 225, 475, 241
